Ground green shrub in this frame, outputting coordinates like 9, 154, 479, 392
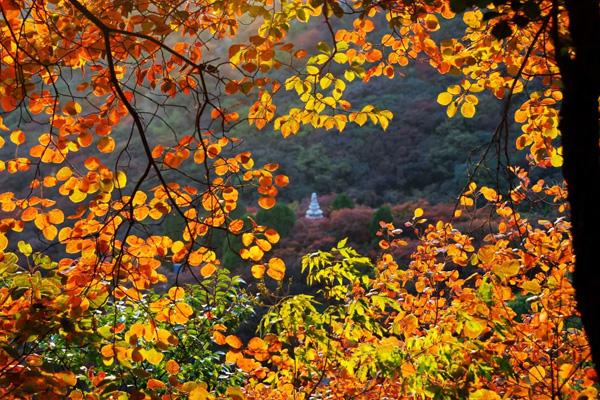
331, 193, 355, 210
256, 203, 296, 238
369, 205, 393, 238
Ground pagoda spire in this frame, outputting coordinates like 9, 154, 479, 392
305, 192, 324, 219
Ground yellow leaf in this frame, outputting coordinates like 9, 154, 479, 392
469, 389, 501, 400
437, 92, 453, 106
529, 365, 546, 383
355, 112, 368, 126
225, 350, 243, 364
264, 229, 280, 244
55, 371, 77, 386
200, 263, 217, 277
447, 85, 461, 95
248, 245, 264, 261
464, 318, 485, 338
0, 234, 7, 252
515, 109, 528, 123
10, 130, 25, 145
168, 286, 185, 301
461, 102, 476, 118
493, 259, 520, 278
558, 363, 573, 381
480, 186, 498, 202
319, 75, 332, 89
465, 94, 479, 104
267, 257, 286, 281
522, 280, 541, 294
414, 208, 423, 218
306, 65, 319, 75
225, 335, 243, 349
189, 385, 211, 400
0, 115, 9, 131
551, 151, 563, 167
242, 233, 254, 247
477, 245, 496, 264
225, 386, 245, 400
446, 102, 457, 118
115, 171, 127, 189
142, 348, 164, 365
251, 264, 265, 279
18, 240, 32, 256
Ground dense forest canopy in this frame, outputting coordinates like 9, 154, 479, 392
0, 0, 598, 399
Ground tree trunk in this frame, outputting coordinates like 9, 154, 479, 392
557, 0, 600, 374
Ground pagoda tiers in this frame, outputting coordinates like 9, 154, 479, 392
305, 192, 324, 219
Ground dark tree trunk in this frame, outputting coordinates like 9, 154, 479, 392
556, 0, 600, 374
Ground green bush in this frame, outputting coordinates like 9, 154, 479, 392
255, 203, 296, 238
221, 215, 253, 270
331, 193, 355, 210
369, 205, 393, 238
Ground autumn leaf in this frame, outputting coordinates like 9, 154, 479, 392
493, 259, 520, 278
266, 257, 285, 281
469, 389, 501, 400
10, 130, 25, 145
142, 348, 164, 365
200, 263, 217, 277
147, 379, 166, 389
63, 101, 82, 115
166, 359, 180, 375
225, 335, 243, 349
251, 264, 266, 279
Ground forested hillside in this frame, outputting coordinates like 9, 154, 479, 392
0, 21, 545, 208
0, 0, 597, 399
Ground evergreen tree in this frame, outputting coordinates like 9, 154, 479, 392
369, 206, 393, 239
331, 193, 355, 210
256, 203, 296, 238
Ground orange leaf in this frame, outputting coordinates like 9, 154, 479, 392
258, 196, 275, 209
0, 234, 7, 252
147, 379, 166, 390
212, 331, 227, 345
84, 157, 101, 170
264, 229, 280, 244
63, 101, 82, 115
225, 335, 242, 349
21, 207, 38, 222
229, 219, 245, 234
225, 350, 243, 364
251, 264, 265, 279
48, 209, 64, 224
97, 137, 115, 153
274, 174, 289, 187
10, 130, 25, 145
267, 257, 285, 281
200, 263, 217, 277
168, 286, 185, 301
42, 225, 58, 241
165, 359, 180, 375
247, 337, 267, 351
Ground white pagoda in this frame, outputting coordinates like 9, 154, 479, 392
305, 192, 324, 219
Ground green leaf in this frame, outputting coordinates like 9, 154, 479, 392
17, 241, 32, 256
